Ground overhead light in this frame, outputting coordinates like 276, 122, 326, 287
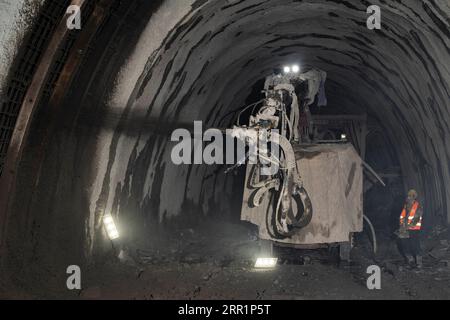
103, 214, 119, 240
341, 133, 347, 140
255, 257, 278, 269
283, 66, 291, 74
292, 65, 300, 73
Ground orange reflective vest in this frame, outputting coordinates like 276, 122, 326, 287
399, 201, 422, 231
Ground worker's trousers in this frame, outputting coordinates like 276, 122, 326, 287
397, 230, 422, 258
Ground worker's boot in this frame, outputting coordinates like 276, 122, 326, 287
405, 255, 414, 267
416, 255, 423, 269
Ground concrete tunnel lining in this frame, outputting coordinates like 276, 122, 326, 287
102, 0, 450, 232
0, 0, 449, 290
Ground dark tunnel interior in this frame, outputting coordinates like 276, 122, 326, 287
0, 0, 449, 299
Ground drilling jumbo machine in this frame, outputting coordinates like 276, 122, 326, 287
230, 68, 365, 263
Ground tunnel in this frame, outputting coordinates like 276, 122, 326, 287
0, 0, 449, 299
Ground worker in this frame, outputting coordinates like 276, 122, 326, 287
396, 189, 424, 268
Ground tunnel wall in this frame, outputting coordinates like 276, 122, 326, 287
89, 0, 243, 250
96, 0, 450, 243
1, 0, 449, 291
0, 0, 45, 171
0, 0, 43, 93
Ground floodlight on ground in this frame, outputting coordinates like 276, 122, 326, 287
255, 257, 278, 269
103, 214, 119, 240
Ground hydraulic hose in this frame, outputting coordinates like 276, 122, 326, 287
363, 214, 377, 255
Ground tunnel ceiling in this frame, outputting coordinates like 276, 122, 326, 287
2, 0, 450, 269
103, 0, 449, 231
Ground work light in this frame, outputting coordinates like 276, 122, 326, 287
255, 257, 278, 269
103, 214, 119, 240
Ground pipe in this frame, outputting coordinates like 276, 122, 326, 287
363, 214, 377, 255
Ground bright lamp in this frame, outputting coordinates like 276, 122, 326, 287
103, 214, 119, 240
255, 257, 278, 269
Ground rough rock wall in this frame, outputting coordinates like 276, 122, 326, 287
93, 0, 449, 251
3, 1, 449, 276
0, 0, 43, 95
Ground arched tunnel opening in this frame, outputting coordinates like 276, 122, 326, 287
0, 0, 449, 300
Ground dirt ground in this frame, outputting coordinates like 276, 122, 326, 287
73, 221, 450, 300
2, 220, 450, 300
